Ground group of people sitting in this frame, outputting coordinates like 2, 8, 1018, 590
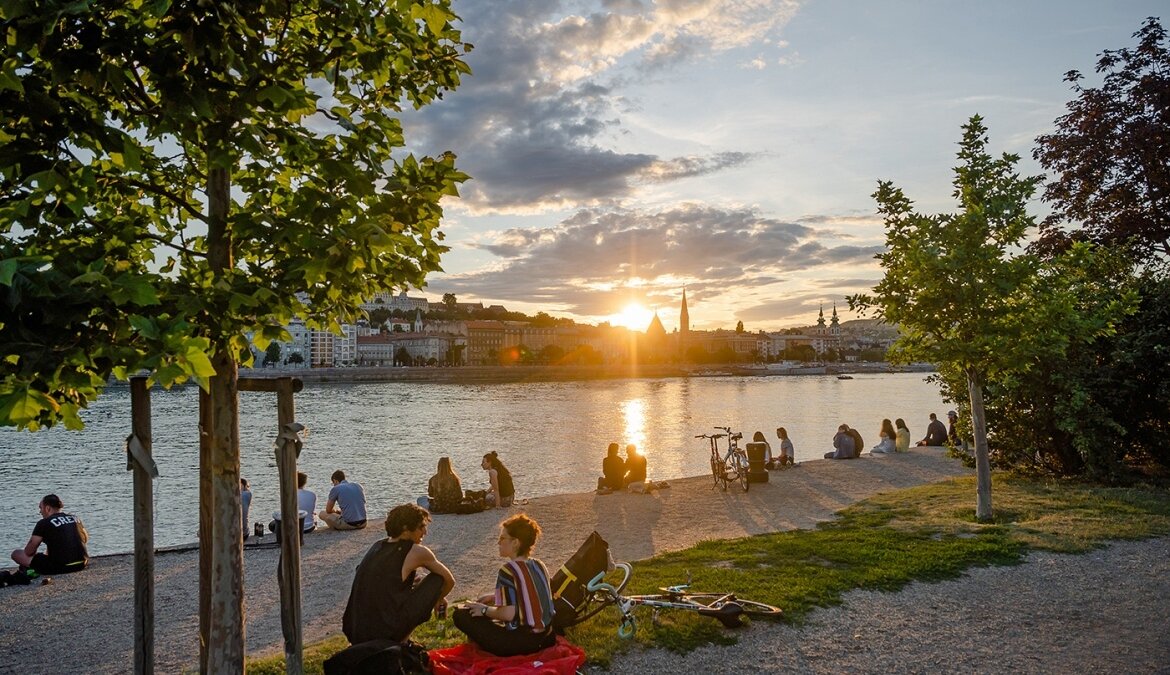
824, 411, 960, 460
241, 469, 372, 540
753, 428, 796, 469
423, 451, 516, 514
596, 443, 647, 493
343, 504, 557, 658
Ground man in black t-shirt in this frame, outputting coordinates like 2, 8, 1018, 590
10, 494, 89, 575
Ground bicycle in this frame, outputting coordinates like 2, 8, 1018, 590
584, 562, 782, 638
697, 426, 749, 492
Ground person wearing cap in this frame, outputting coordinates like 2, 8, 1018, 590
916, 413, 948, 447
946, 411, 960, 447
11, 494, 89, 575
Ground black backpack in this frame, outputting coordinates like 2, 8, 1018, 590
323, 639, 429, 675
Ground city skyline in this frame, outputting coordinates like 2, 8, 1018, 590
397, 0, 1163, 331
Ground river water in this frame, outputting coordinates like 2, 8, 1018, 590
0, 372, 945, 556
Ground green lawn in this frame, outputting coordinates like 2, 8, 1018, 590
247, 474, 1170, 672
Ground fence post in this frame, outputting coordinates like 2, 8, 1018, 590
129, 377, 157, 675
275, 377, 303, 674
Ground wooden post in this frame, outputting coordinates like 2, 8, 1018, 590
198, 388, 212, 674
130, 377, 155, 675
275, 377, 303, 674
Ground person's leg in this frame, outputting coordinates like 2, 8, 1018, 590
452, 609, 549, 657
11, 548, 32, 567
320, 512, 354, 530
388, 573, 445, 640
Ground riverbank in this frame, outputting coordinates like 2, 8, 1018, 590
0, 449, 967, 673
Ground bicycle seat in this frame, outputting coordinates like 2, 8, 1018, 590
698, 601, 744, 628
730, 432, 743, 441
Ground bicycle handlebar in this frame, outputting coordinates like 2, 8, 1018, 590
587, 561, 633, 595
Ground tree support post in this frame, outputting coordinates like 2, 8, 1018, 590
128, 377, 158, 675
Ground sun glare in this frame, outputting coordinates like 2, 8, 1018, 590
611, 302, 655, 332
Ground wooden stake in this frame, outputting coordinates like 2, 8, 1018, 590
275, 377, 304, 674
130, 377, 155, 675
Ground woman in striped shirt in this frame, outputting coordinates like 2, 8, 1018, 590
454, 514, 557, 656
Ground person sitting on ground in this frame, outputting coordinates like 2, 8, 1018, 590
916, 413, 948, 447
895, 418, 911, 453
946, 410, 961, 447
319, 469, 368, 530
752, 430, 776, 469
871, 419, 897, 454
824, 424, 857, 460
343, 503, 455, 645
597, 443, 625, 492
623, 444, 647, 491
11, 494, 89, 576
453, 514, 556, 657
482, 452, 515, 508
775, 427, 795, 466
270, 471, 318, 534
241, 478, 253, 540
427, 457, 464, 514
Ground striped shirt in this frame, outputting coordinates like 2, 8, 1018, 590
494, 558, 555, 632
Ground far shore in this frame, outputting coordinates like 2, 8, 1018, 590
208, 361, 934, 386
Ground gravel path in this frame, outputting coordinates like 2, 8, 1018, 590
1, 449, 1162, 673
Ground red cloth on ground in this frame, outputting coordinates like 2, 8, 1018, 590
428, 636, 586, 675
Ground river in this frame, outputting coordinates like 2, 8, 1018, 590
0, 372, 946, 556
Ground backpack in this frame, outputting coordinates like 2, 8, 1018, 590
550, 531, 613, 632
323, 639, 429, 675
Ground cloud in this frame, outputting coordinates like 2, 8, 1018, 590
433, 203, 879, 322
401, 1, 803, 212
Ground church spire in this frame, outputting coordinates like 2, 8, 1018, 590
680, 288, 690, 335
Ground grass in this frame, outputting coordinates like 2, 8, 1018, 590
247, 474, 1170, 673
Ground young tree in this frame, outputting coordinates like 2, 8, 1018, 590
849, 116, 1132, 521
1033, 18, 1170, 258
1, 1, 470, 669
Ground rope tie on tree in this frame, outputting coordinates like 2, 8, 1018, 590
125, 434, 160, 478
274, 422, 305, 458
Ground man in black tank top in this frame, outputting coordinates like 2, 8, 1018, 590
343, 503, 455, 644
11, 494, 89, 576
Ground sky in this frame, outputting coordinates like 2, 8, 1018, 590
398, 0, 1164, 332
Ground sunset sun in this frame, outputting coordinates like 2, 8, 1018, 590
611, 302, 655, 332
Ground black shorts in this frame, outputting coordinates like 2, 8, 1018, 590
30, 553, 87, 575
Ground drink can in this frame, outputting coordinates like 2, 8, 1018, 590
436, 604, 447, 620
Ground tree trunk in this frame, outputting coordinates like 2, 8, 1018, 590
967, 370, 993, 521
203, 158, 245, 672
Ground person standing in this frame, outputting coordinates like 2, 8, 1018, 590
319, 470, 367, 530
916, 413, 948, 447
343, 504, 455, 644
11, 494, 89, 575
241, 478, 253, 540
895, 418, 911, 453
453, 514, 556, 657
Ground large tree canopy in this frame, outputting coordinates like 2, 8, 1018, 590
1033, 17, 1170, 259
1, 0, 471, 429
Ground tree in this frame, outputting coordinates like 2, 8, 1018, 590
264, 342, 282, 368
442, 292, 457, 311
0, 2, 470, 669
286, 352, 305, 366
394, 347, 412, 367
735, 320, 744, 333
1033, 18, 1170, 258
849, 116, 1133, 521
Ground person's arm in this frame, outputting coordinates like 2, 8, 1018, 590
22, 534, 43, 558
488, 469, 500, 507
410, 545, 455, 608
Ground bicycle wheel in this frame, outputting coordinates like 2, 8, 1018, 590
683, 594, 783, 618
709, 457, 721, 488
736, 455, 750, 492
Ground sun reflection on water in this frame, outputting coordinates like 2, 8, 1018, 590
622, 397, 646, 454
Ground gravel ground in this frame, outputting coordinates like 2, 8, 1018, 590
2, 449, 1162, 674
611, 537, 1170, 674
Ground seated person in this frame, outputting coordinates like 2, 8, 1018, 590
319, 469, 367, 530
623, 444, 647, 490
481, 452, 515, 508
871, 419, 896, 454
343, 504, 455, 644
426, 457, 464, 513
916, 413, 948, 447
597, 443, 624, 492
775, 427, 795, 466
752, 431, 775, 469
453, 514, 556, 657
824, 424, 857, 460
11, 494, 89, 576
241, 478, 253, 540
269, 471, 318, 534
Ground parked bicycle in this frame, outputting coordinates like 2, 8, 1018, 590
697, 426, 749, 492
583, 563, 782, 638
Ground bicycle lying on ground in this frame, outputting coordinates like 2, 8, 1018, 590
580, 562, 782, 638
697, 426, 750, 492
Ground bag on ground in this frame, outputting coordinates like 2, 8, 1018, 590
549, 530, 614, 632
323, 639, 429, 675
